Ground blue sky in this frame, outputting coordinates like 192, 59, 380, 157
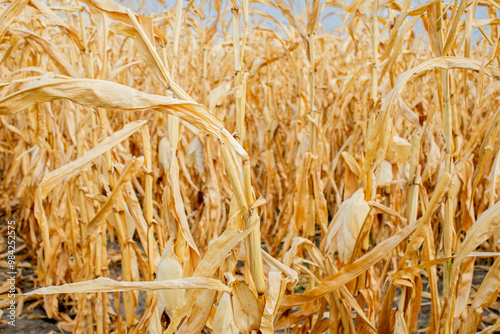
125, 0, 496, 43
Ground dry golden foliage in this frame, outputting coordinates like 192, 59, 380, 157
1, 0, 500, 333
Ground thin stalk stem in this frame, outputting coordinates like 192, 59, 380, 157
141, 125, 155, 275
436, 0, 454, 298
370, 0, 379, 102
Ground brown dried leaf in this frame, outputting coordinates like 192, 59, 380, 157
324, 188, 370, 262
22, 276, 229, 296
231, 279, 260, 334
0, 78, 223, 136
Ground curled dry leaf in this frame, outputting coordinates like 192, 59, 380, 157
23, 276, 230, 296
213, 291, 239, 334
177, 289, 217, 334
375, 160, 393, 187
342, 151, 361, 176
386, 135, 412, 164
471, 106, 500, 202
157, 240, 185, 320
231, 278, 261, 334
0, 78, 224, 137
168, 153, 201, 258
324, 188, 370, 263
260, 271, 287, 334
158, 137, 172, 174
454, 200, 500, 266
422, 132, 442, 183
186, 136, 205, 175
461, 256, 500, 334
208, 81, 232, 111
389, 257, 453, 286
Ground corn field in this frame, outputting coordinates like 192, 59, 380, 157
1, 0, 500, 332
